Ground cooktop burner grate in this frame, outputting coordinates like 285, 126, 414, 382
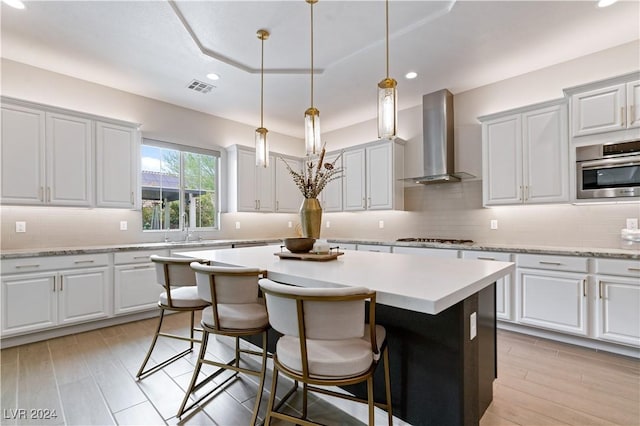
396, 237, 474, 244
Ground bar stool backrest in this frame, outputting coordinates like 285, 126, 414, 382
150, 255, 201, 289
190, 263, 262, 305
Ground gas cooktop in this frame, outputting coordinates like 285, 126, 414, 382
396, 237, 474, 245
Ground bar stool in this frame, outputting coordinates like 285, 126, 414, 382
258, 278, 393, 426
177, 262, 270, 425
136, 255, 210, 380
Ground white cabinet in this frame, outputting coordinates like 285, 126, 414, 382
594, 258, 640, 347
570, 79, 640, 137
516, 254, 588, 336
1, 254, 111, 336
96, 121, 139, 208
343, 139, 404, 211
462, 251, 513, 321
227, 145, 275, 212
321, 153, 343, 212
113, 249, 168, 315
275, 157, 302, 213
1, 105, 92, 206
481, 101, 568, 206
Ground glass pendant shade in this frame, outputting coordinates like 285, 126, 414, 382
304, 107, 321, 156
255, 127, 269, 167
378, 77, 398, 139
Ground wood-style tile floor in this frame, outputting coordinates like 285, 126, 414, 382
1, 312, 638, 425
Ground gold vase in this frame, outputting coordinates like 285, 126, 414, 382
300, 197, 322, 238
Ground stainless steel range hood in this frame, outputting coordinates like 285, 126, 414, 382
405, 89, 474, 184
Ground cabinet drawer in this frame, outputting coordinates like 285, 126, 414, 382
357, 244, 392, 253
2, 253, 109, 274
462, 251, 511, 262
517, 254, 588, 273
114, 249, 169, 265
595, 258, 640, 278
394, 246, 459, 258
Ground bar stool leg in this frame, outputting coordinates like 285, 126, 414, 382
136, 308, 166, 379
367, 376, 375, 426
177, 330, 210, 418
250, 331, 268, 426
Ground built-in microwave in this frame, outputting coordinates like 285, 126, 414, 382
576, 140, 640, 199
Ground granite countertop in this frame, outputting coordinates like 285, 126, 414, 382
1, 237, 638, 260
327, 238, 640, 260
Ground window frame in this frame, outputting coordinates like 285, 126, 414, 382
141, 138, 222, 232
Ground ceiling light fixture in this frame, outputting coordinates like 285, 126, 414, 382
2, 0, 25, 9
405, 72, 418, 80
597, 0, 618, 7
378, 0, 398, 139
206, 73, 220, 81
255, 29, 269, 168
304, 0, 321, 156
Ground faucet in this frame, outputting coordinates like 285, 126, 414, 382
183, 213, 192, 242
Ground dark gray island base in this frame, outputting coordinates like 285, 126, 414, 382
251, 283, 496, 426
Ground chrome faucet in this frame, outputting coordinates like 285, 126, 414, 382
183, 213, 192, 242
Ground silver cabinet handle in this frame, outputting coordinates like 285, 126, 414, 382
539, 261, 562, 266
525, 186, 530, 201
15, 264, 40, 269
276, 200, 279, 211
74, 260, 95, 264
477, 257, 496, 261
130, 191, 134, 205
621, 107, 625, 127
631, 105, 636, 125
39, 186, 44, 201
519, 186, 523, 202
133, 256, 149, 259
368, 197, 371, 208
582, 279, 586, 297
60, 275, 63, 291
52, 276, 56, 292
362, 197, 366, 208
133, 265, 150, 269
628, 267, 640, 272
47, 186, 51, 202
257, 199, 261, 210
599, 280, 603, 299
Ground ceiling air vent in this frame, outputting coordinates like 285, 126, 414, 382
186, 79, 214, 94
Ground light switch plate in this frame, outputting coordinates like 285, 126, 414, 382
326, 221, 331, 228
378, 220, 384, 229
15, 221, 26, 233
235, 221, 241, 229
120, 221, 128, 231
626, 218, 638, 230
490, 220, 498, 230
287, 221, 293, 228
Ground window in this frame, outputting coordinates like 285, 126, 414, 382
141, 139, 220, 231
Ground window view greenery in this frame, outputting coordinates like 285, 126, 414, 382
141, 143, 218, 231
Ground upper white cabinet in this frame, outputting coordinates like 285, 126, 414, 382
321, 152, 343, 212
1, 105, 93, 206
1, 98, 139, 208
481, 100, 569, 206
227, 144, 276, 212
343, 139, 404, 211
565, 72, 640, 142
275, 157, 303, 213
96, 121, 139, 208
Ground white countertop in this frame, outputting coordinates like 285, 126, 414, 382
175, 245, 515, 315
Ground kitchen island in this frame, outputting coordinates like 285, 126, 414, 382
176, 245, 514, 426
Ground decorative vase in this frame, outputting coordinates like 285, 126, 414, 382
300, 197, 322, 238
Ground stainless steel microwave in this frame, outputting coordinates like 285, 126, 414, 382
576, 140, 640, 199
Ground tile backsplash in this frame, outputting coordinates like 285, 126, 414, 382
1, 181, 637, 250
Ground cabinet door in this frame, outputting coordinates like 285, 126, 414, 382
627, 80, 640, 129
96, 122, 138, 208
1, 272, 57, 335
517, 269, 588, 336
256, 155, 275, 212
1, 104, 46, 204
343, 148, 366, 211
596, 276, 640, 347
236, 148, 258, 211
571, 84, 625, 137
366, 143, 393, 210
482, 114, 523, 205
114, 264, 162, 315
46, 112, 93, 206
58, 268, 110, 325
321, 153, 343, 212
275, 158, 302, 213
522, 104, 569, 203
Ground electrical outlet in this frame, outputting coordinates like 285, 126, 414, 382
235, 221, 241, 230
490, 219, 498, 230
326, 221, 331, 228
378, 220, 384, 229
15, 221, 26, 233
120, 221, 128, 231
287, 221, 293, 228
470, 312, 477, 340
626, 218, 638, 230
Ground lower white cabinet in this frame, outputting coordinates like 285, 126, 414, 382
1, 254, 111, 336
462, 251, 513, 321
113, 249, 168, 315
394, 246, 459, 258
594, 258, 640, 347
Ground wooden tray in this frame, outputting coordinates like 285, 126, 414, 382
274, 251, 344, 261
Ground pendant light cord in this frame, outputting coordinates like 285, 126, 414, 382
310, 0, 314, 109
260, 34, 264, 127
385, 0, 389, 79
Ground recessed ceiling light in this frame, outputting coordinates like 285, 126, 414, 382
206, 73, 220, 81
2, 0, 25, 9
405, 72, 418, 80
597, 0, 618, 7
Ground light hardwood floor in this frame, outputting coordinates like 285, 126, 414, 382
1, 313, 638, 426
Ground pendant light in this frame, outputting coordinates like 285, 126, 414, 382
378, 0, 397, 139
255, 29, 270, 167
304, 0, 321, 156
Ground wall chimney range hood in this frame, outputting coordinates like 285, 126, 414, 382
405, 89, 474, 184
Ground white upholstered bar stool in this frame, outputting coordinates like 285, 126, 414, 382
136, 255, 210, 380
177, 263, 270, 425
258, 278, 393, 426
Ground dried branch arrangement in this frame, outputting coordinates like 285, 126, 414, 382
280, 144, 343, 199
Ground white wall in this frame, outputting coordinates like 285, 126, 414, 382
2, 41, 639, 250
